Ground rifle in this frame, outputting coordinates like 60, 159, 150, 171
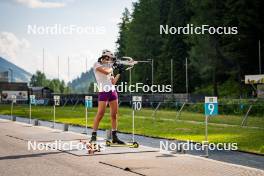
113, 57, 138, 71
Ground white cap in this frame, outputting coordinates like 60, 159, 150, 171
102, 49, 114, 58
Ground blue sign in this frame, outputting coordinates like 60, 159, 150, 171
35, 99, 47, 105
85, 96, 93, 108
204, 97, 218, 116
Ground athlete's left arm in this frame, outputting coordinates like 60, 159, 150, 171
111, 74, 120, 85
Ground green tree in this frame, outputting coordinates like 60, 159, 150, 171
158, 0, 191, 92
188, 0, 227, 96
116, 8, 131, 58
88, 82, 96, 93
116, 0, 264, 97
125, 0, 163, 84
221, 0, 264, 96
30, 71, 47, 87
30, 71, 68, 93
49, 79, 61, 93
59, 80, 65, 93
116, 8, 131, 83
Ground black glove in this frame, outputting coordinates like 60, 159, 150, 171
112, 62, 118, 69
117, 64, 125, 74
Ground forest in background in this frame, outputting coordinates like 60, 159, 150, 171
115, 0, 264, 98
30, 70, 95, 94
34, 0, 264, 97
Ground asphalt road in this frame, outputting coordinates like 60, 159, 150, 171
0, 119, 263, 176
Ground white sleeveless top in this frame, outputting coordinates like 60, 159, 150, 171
93, 62, 115, 92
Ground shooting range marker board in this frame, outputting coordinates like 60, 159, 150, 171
85, 96, 93, 108
54, 95, 60, 106
204, 97, 218, 116
132, 96, 142, 111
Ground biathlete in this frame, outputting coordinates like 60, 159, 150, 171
90, 49, 125, 144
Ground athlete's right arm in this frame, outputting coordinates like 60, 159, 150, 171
96, 66, 113, 75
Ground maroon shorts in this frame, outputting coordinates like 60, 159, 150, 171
98, 91, 118, 102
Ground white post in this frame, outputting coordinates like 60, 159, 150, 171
151, 59, 154, 86
86, 57, 88, 72
57, 56, 60, 80
29, 103, 31, 124
129, 69, 132, 96
10, 102, 13, 119
68, 56, 70, 81
171, 59, 173, 93
53, 105, 55, 128
205, 115, 209, 157
186, 57, 189, 101
68, 57, 70, 94
132, 96, 142, 143
132, 109, 135, 142
204, 96, 218, 157
129, 69, 132, 87
42, 48, 45, 74
85, 107, 88, 134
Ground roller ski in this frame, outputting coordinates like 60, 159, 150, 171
105, 130, 139, 148
105, 140, 139, 148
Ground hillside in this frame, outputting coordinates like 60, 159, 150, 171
69, 68, 96, 93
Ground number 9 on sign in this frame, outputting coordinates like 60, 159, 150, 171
204, 96, 218, 116
208, 103, 214, 114
204, 103, 218, 116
